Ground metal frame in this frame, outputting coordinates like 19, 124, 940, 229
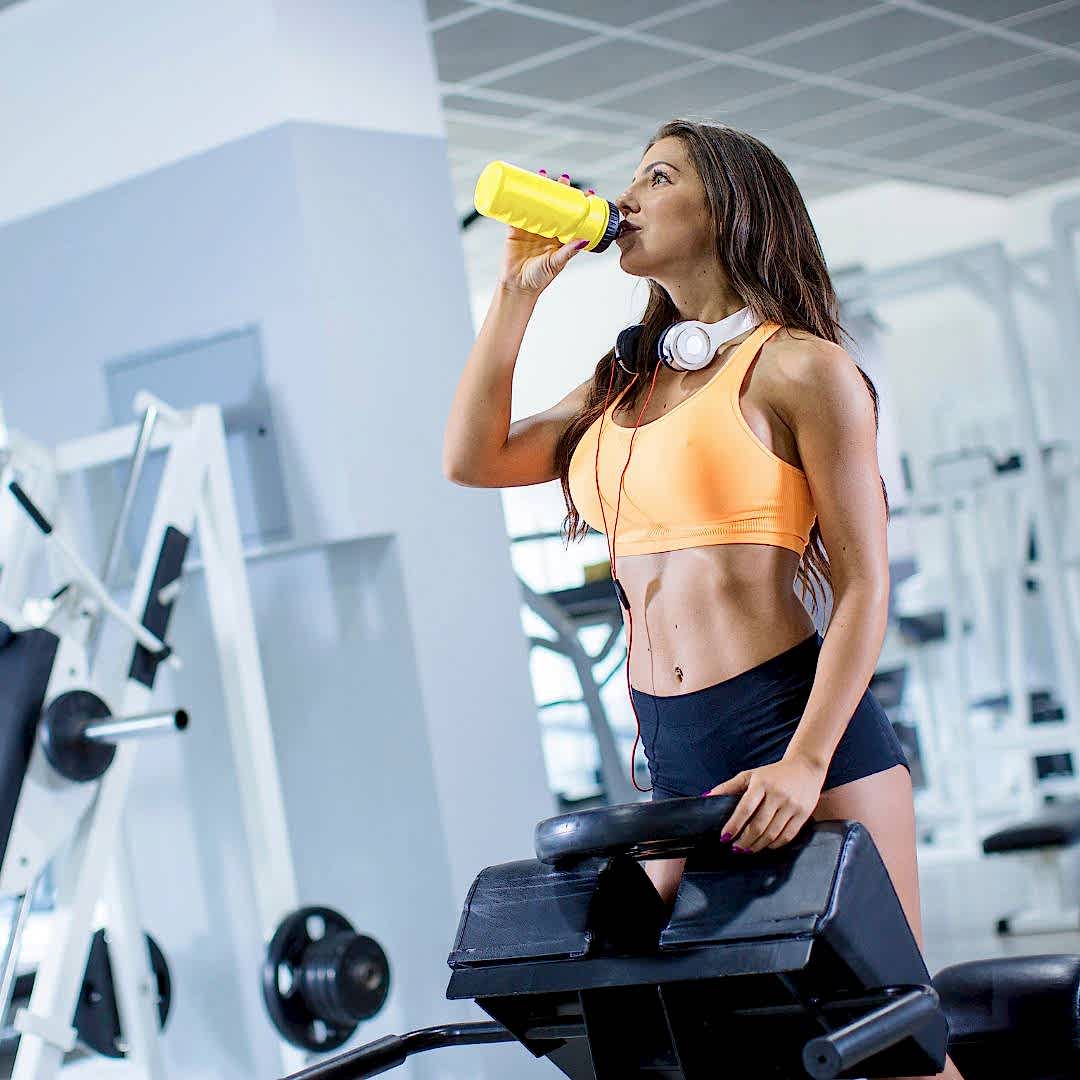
0, 397, 309, 1077
839, 241, 1080, 852
519, 570, 636, 805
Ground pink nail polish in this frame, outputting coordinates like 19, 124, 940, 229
720, 833, 733, 842
560, 172, 570, 179
732, 846, 747, 854
538, 169, 547, 175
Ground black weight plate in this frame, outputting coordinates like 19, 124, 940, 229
40, 690, 114, 782
535, 794, 741, 865
298, 932, 390, 1026
262, 907, 357, 1053
75, 929, 171, 1058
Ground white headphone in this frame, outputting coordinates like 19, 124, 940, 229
615, 305, 759, 375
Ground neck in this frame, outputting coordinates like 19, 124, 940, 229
661, 263, 744, 324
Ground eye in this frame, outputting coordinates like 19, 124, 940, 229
649, 169, 670, 185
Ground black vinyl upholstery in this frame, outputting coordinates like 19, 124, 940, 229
935, 954, 1080, 1079
0, 625, 58, 871
983, 804, 1080, 853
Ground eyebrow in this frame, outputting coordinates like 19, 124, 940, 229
637, 160, 680, 179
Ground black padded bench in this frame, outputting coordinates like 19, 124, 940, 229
982, 803, 1080, 935
936, 953, 1080, 1080
284, 796, 1080, 1079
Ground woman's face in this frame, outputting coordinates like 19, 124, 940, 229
614, 136, 714, 277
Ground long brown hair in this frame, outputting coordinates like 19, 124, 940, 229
553, 119, 888, 621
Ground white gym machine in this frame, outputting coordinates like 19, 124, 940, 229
837, 242, 1080, 857
0, 395, 386, 1077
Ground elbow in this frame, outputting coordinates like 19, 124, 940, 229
442, 458, 474, 486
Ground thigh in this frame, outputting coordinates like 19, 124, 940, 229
640, 855, 686, 909
812, 764, 924, 948
641, 785, 690, 907
641, 767, 921, 936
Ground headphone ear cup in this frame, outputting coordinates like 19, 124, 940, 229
615, 324, 646, 375
656, 322, 675, 369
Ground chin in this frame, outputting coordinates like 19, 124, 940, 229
617, 247, 651, 276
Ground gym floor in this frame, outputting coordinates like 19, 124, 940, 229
921, 852, 1080, 971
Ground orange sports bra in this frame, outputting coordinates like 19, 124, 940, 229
567, 321, 817, 558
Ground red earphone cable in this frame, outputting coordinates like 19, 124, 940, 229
594, 354, 664, 794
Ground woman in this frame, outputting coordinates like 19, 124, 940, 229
444, 119, 963, 1080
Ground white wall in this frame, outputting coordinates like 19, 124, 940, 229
0, 0, 444, 227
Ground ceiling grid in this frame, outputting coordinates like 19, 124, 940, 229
425, 0, 1080, 281
432, 1, 1080, 197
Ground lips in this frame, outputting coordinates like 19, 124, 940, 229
616, 221, 641, 240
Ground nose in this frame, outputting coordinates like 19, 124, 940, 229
615, 191, 638, 216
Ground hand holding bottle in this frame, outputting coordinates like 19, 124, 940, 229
497, 170, 591, 296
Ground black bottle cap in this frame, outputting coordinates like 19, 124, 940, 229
591, 201, 621, 253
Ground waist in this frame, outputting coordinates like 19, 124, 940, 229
630, 631, 822, 708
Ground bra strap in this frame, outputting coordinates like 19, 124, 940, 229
722, 321, 783, 387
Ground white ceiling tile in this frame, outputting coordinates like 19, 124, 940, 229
926, 58, 1080, 109
1042, 110, 1080, 133
528, 110, 645, 134
445, 117, 536, 153
1020, 161, 1080, 189
789, 104, 943, 147
854, 120, 996, 158
1009, 5, 1080, 45
925, 1, 1069, 18
524, 139, 617, 174
1005, 82, 1080, 122
979, 145, 1080, 180
761, 8, 948, 74
614, 64, 780, 117
803, 176, 868, 200
657, 0, 883, 55
858, 33, 1040, 92
424, 0, 474, 20
433, 9, 583, 84
442, 95, 536, 119
486, 40, 690, 101
723, 86, 876, 134
515, 0, 681, 25
926, 132, 1064, 169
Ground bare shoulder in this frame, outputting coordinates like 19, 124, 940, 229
757, 327, 870, 425
760, 326, 853, 377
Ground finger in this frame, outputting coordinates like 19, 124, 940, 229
720, 781, 764, 842
748, 806, 794, 853
550, 237, 589, 270
766, 815, 806, 850
710, 770, 749, 797
735, 798, 783, 853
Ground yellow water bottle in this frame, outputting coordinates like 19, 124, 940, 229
473, 160, 621, 253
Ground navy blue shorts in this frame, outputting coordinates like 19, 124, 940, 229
630, 632, 910, 800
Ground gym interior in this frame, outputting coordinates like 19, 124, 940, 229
2, 2, 1080, 1078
